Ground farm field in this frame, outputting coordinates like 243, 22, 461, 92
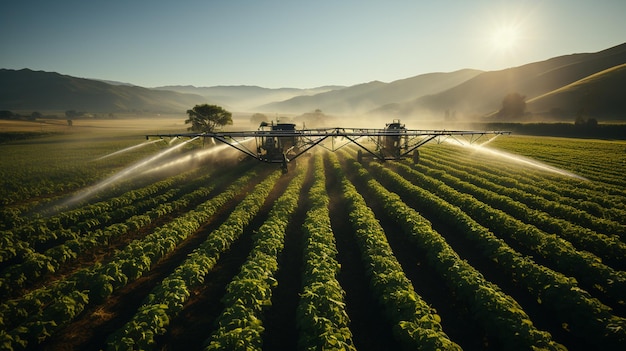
0, 126, 625, 351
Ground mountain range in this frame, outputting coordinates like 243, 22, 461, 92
1, 42, 625, 121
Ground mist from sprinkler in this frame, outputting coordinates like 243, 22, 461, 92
63, 137, 200, 207
445, 137, 588, 180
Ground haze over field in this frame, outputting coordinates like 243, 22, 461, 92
2, 0, 625, 89
2, 42, 625, 123
2, 1, 626, 122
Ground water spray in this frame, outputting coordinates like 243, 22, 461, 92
140, 138, 253, 176
95, 139, 163, 161
64, 137, 200, 206
446, 138, 588, 180
477, 134, 501, 147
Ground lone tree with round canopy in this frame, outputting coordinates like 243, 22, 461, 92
185, 104, 233, 132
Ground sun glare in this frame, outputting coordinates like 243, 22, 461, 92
490, 25, 520, 52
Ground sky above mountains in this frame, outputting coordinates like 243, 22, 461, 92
2, 0, 625, 89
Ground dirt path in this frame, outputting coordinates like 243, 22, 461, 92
42, 168, 274, 350
262, 157, 315, 350
347, 166, 490, 350
324, 156, 400, 351
372, 162, 587, 351
7, 166, 251, 301
153, 227, 256, 351
154, 167, 297, 350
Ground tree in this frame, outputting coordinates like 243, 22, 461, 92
185, 104, 232, 132
250, 113, 268, 126
497, 93, 526, 119
30, 111, 43, 120
65, 110, 84, 118
587, 118, 598, 128
0, 110, 16, 120
575, 116, 586, 126
297, 108, 333, 127
575, 115, 598, 128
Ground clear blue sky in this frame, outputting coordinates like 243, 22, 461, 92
2, 0, 625, 88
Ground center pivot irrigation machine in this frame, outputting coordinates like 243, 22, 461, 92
147, 120, 510, 172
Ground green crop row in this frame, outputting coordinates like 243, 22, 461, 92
328, 153, 461, 351
390, 161, 626, 305
0, 169, 259, 350
0, 171, 192, 264
296, 155, 356, 351
405, 158, 626, 268
0, 156, 100, 208
0, 137, 168, 209
485, 136, 626, 188
344, 156, 564, 351
204, 167, 305, 351
418, 147, 626, 228
425, 144, 626, 210
0, 169, 233, 300
368, 161, 626, 349
106, 169, 283, 351
6, 188, 180, 262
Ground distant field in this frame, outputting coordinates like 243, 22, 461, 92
0, 117, 186, 133
0, 114, 271, 139
0, 129, 624, 350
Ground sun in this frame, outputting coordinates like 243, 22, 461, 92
490, 25, 521, 52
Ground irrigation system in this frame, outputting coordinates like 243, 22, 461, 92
147, 120, 511, 172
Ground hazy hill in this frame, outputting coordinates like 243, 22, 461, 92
2, 42, 625, 120
526, 63, 626, 119
0, 69, 206, 113
375, 42, 626, 121
258, 69, 482, 114
155, 85, 343, 112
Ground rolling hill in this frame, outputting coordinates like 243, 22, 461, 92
0, 69, 207, 114
525, 63, 626, 119
2, 42, 625, 120
258, 69, 483, 115
373, 42, 626, 121
154, 85, 343, 112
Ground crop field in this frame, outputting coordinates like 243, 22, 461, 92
0, 124, 625, 351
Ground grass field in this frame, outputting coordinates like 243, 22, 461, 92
0, 121, 625, 350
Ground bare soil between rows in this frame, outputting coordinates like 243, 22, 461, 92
364, 160, 589, 351
42, 167, 278, 350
